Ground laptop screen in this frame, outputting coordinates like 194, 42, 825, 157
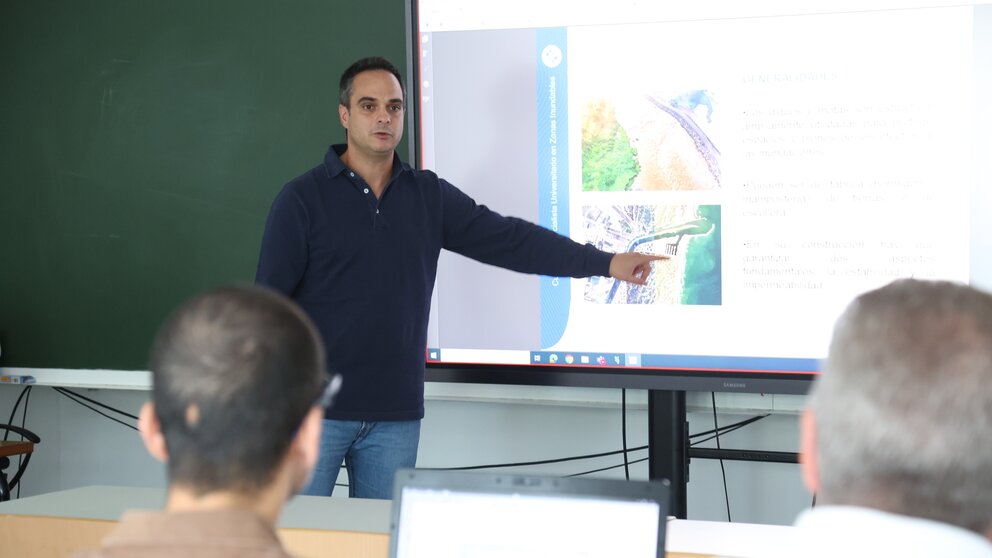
389, 469, 669, 558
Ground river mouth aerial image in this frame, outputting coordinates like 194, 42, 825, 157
582, 204, 721, 305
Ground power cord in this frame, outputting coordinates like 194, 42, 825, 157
327, 443, 651, 491
690, 413, 769, 443
711, 392, 732, 522
20, 387, 31, 432
429, 410, 767, 475
566, 456, 649, 478
53, 388, 138, 431
426, 444, 649, 471
54, 388, 138, 420
4, 385, 32, 439
16, 386, 32, 498
621, 388, 630, 480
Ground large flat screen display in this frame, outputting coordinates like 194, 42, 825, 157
410, 0, 992, 392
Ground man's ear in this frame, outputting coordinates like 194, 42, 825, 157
338, 103, 349, 130
138, 402, 169, 463
287, 408, 323, 494
799, 408, 820, 494
294, 407, 323, 472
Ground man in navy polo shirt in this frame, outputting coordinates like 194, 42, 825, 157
256, 56, 665, 499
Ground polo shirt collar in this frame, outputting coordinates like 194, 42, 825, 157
324, 144, 407, 183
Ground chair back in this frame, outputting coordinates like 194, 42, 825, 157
0, 423, 40, 501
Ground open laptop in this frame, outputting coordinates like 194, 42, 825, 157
389, 469, 670, 558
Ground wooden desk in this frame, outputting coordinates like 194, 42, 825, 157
0, 486, 390, 558
0, 485, 799, 557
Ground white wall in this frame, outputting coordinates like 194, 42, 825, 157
0, 383, 812, 525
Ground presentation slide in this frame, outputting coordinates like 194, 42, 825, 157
417, 1, 992, 374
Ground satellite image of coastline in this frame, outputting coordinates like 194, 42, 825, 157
581, 91, 720, 192
583, 204, 722, 305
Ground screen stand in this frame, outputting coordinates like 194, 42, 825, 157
648, 389, 689, 518
648, 390, 802, 519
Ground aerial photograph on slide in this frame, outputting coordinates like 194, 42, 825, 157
581, 89, 721, 192
582, 204, 722, 305
573, 24, 724, 305
579, 89, 723, 305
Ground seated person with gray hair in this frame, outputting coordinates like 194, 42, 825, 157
75, 285, 336, 558
797, 279, 992, 556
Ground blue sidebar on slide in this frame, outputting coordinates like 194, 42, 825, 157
537, 27, 570, 349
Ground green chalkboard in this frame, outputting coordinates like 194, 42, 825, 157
0, 0, 408, 369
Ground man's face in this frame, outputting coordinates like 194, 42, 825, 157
339, 69, 404, 158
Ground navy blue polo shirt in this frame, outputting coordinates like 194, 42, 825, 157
256, 145, 613, 421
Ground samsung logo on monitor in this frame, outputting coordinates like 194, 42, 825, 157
722, 382, 747, 390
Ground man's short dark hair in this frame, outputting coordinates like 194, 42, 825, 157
339, 56, 406, 108
148, 285, 326, 495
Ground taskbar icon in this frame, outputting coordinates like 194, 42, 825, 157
530, 351, 637, 368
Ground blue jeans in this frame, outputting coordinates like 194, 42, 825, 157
301, 419, 421, 499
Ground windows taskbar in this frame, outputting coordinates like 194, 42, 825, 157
426, 348, 819, 374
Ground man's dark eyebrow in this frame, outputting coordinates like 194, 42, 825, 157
355, 96, 403, 107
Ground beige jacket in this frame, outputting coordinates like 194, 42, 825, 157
72, 508, 297, 558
